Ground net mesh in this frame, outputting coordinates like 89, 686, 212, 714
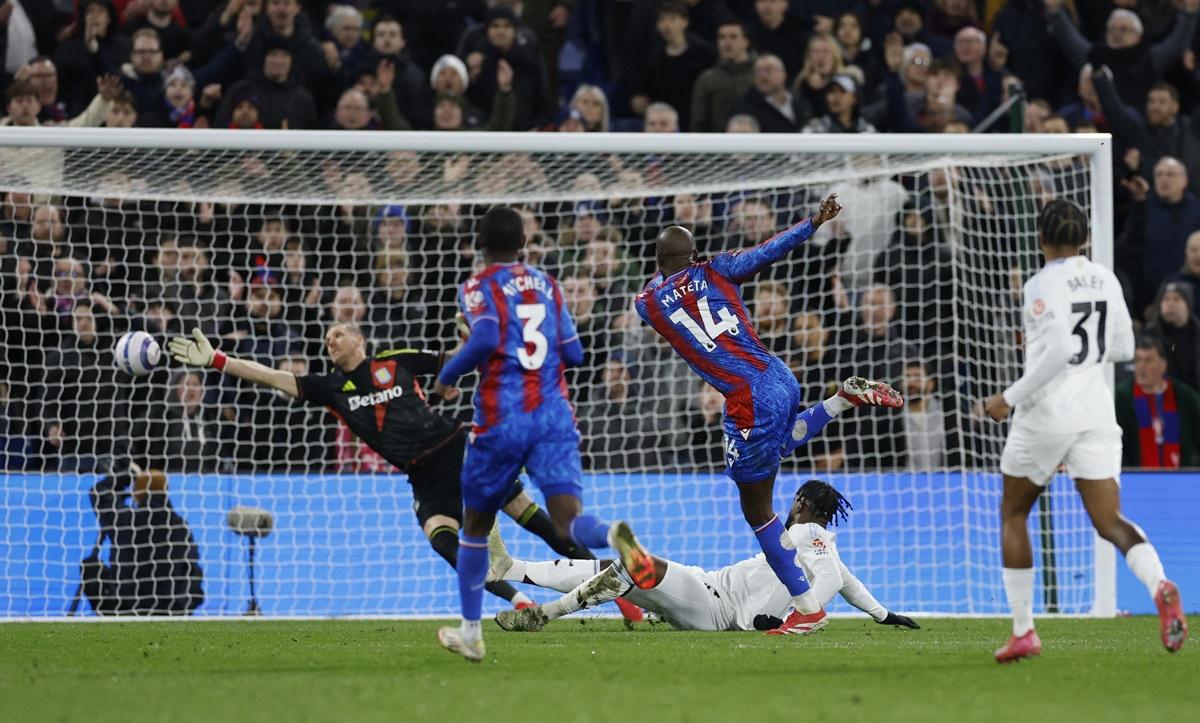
0, 141, 1100, 618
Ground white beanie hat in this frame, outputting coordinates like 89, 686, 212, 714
431, 54, 469, 92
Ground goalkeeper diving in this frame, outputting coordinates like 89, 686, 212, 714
491, 480, 919, 633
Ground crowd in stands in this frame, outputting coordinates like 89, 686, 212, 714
5, 0, 1200, 473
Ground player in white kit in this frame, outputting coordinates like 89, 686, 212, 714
984, 199, 1187, 663
489, 480, 919, 633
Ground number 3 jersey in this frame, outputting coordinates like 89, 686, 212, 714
635, 218, 817, 396
1005, 255, 1135, 433
458, 262, 579, 432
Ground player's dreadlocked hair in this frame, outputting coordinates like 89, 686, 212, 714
795, 479, 853, 526
1038, 199, 1088, 248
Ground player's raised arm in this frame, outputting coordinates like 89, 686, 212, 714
711, 194, 842, 283
168, 328, 300, 399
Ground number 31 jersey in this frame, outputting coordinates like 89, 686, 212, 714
1010, 255, 1134, 433
458, 262, 578, 432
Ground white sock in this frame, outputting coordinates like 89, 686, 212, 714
510, 591, 533, 607
791, 590, 820, 615
501, 558, 527, 582
517, 560, 601, 593
542, 566, 629, 621
460, 618, 482, 643
1002, 567, 1035, 637
1125, 543, 1166, 598
823, 394, 854, 416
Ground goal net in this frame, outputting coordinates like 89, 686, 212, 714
0, 129, 1115, 619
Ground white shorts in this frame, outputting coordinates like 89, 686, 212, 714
617, 562, 734, 631
1000, 423, 1122, 486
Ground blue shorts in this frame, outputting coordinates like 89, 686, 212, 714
721, 358, 801, 483
461, 401, 584, 513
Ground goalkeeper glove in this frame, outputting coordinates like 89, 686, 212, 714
877, 612, 920, 629
168, 328, 227, 370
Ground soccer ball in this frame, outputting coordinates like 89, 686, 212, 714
114, 331, 162, 377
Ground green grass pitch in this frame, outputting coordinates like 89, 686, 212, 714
1, 618, 1194, 723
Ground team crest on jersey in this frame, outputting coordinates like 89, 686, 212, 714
464, 289, 485, 313
1032, 299, 1046, 316
374, 366, 393, 386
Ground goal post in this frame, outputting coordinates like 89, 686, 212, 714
0, 129, 1116, 619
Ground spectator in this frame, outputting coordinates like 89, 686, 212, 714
1116, 335, 1200, 468
834, 11, 882, 96
120, 28, 167, 114
885, 0, 952, 58
321, 3, 368, 87
362, 14, 426, 127
733, 54, 809, 133
368, 249, 429, 344
690, 18, 753, 133
1094, 67, 1200, 196
952, 27, 1002, 124
20, 57, 113, 127
227, 88, 265, 128
631, 1, 715, 130
254, 354, 332, 471
567, 84, 610, 132
863, 39, 930, 131
898, 360, 948, 470
1163, 231, 1200, 315
1, 80, 40, 126
1059, 64, 1111, 133
124, 0, 194, 64
52, 0, 130, 115
803, 74, 875, 133
1146, 282, 1200, 389
828, 167, 909, 293
1045, 0, 1199, 109
684, 380, 726, 469
41, 301, 126, 473
991, 0, 1065, 106
216, 37, 317, 129
144, 64, 217, 128
887, 57, 972, 133
1120, 156, 1200, 313
579, 354, 649, 470
746, 0, 807, 81
248, 0, 331, 91
725, 112, 759, 133
464, 6, 550, 131
428, 53, 514, 130
793, 33, 844, 118
82, 467, 204, 615
752, 281, 790, 356
642, 101, 679, 133
928, 0, 978, 45
135, 370, 223, 472
0, 381, 32, 470
103, 88, 138, 127
331, 86, 377, 130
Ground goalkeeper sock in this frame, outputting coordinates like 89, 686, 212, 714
518, 504, 597, 559
782, 402, 836, 454
569, 514, 611, 549
752, 514, 811, 598
517, 559, 601, 592
1002, 567, 1035, 636
1125, 542, 1166, 598
457, 534, 488, 626
428, 525, 520, 602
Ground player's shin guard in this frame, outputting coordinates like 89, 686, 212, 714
1002, 567, 1036, 637
429, 526, 521, 602
753, 515, 813, 602
569, 514, 611, 550
457, 534, 489, 635
518, 504, 596, 559
782, 402, 837, 455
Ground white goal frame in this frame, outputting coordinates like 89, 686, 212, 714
0, 129, 1116, 619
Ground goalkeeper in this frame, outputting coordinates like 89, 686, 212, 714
168, 322, 592, 610
491, 480, 919, 634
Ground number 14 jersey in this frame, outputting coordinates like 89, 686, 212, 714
458, 262, 579, 433
1008, 255, 1134, 433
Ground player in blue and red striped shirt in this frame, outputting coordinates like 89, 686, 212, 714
432, 206, 620, 661
623, 193, 904, 636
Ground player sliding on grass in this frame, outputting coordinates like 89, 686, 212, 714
491, 480, 919, 633
628, 194, 903, 636
984, 199, 1187, 663
432, 206, 626, 662
166, 322, 592, 612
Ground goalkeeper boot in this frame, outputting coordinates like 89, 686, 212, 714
496, 606, 550, 632
486, 524, 514, 583
994, 629, 1042, 663
608, 521, 657, 590
765, 607, 828, 636
839, 377, 904, 409
437, 626, 486, 662
1154, 580, 1188, 653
